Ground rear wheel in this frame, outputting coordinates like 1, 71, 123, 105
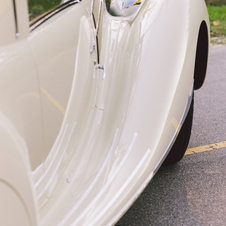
164, 93, 194, 165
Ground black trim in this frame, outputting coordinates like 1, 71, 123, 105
30, 0, 80, 32
194, 21, 209, 90
12, 0, 19, 37
92, 13, 100, 63
96, 36, 100, 64
92, 13, 96, 29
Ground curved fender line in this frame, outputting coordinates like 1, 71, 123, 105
154, 82, 194, 174
107, 83, 194, 226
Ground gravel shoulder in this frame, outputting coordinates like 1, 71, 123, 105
210, 36, 226, 46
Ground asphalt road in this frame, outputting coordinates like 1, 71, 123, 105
116, 45, 226, 226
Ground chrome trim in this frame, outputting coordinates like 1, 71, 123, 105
95, 0, 103, 36
154, 84, 194, 174
94, 64, 106, 80
108, 0, 144, 17
12, 0, 19, 38
30, 0, 80, 32
91, 0, 103, 36
91, 0, 96, 16
90, 39, 96, 54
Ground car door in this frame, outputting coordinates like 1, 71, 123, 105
27, 0, 97, 160
0, 0, 44, 172
26, 0, 99, 205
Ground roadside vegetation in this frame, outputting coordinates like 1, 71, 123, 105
28, 0, 61, 22
207, 5, 226, 44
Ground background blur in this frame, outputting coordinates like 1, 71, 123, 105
205, 0, 226, 5
205, 0, 226, 44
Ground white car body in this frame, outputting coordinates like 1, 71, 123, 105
0, 0, 209, 225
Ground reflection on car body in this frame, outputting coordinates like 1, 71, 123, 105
0, 0, 209, 225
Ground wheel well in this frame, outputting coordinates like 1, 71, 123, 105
194, 20, 209, 90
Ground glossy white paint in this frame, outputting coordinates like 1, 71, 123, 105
0, 0, 209, 225
28, 2, 96, 163
15, 0, 29, 39
0, 111, 38, 225
0, 0, 16, 46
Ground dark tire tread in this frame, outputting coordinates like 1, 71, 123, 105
163, 94, 194, 165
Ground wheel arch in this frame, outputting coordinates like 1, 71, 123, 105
194, 20, 209, 90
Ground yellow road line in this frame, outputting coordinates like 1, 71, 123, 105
16, 88, 65, 115
17, 92, 40, 101
40, 87, 66, 115
185, 141, 226, 156
16, 92, 40, 108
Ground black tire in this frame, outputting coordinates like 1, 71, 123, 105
163, 93, 194, 165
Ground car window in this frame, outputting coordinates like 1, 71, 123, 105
28, 0, 71, 23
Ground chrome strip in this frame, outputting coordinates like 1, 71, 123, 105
96, 0, 103, 36
91, 0, 95, 15
30, 0, 80, 32
154, 84, 194, 174
12, 0, 19, 38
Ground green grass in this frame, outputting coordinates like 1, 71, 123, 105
207, 5, 226, 37
28, 0, 61, 22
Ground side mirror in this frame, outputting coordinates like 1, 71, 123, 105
107, 0, 143, 17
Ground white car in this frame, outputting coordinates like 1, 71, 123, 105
0, 0, 209, 225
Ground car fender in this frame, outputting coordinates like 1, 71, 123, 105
0, 111, 38, 225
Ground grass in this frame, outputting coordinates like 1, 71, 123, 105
207, 5, 226, 38
28, 0, 61, 22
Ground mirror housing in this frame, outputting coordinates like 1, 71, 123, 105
107, 0, 143, 17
